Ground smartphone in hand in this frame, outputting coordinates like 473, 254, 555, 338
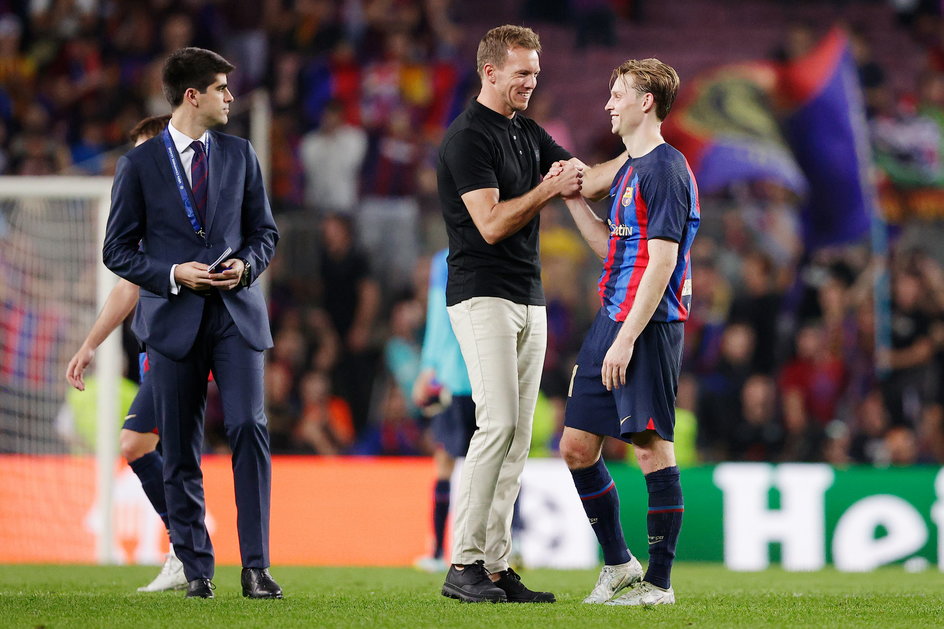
207, 246, 233, 274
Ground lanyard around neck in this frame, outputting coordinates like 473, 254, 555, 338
161, 127, 210, 240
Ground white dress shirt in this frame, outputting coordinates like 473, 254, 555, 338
167, 121, 210, 186
166, 121, 211, 293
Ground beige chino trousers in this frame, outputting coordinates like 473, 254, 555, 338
447, 296, 547, 573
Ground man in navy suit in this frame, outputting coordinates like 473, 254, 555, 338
103, 47, 281, 599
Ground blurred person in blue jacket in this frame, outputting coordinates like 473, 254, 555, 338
411, 249, 477, 572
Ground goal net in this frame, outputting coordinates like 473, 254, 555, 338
0, 177, 121, 563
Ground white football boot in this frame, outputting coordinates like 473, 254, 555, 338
606, 580, 676, 606
414, 556, 448, 573
137, 544, 187, 592
582, 555, 643, 603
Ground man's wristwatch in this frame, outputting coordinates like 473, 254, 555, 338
239, 258, 251, 286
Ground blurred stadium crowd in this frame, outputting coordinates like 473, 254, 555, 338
3, 0, 944, 465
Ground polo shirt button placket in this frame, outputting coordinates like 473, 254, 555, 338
510, 122, 525, 158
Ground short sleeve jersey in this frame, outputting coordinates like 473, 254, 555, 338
598, 143, 700, 323
438, 100, 572, 307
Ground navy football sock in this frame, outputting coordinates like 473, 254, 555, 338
432, 479, 450, 559
128, 450, 169, 529
570, 458, 630, 565
643, 466, 683, 589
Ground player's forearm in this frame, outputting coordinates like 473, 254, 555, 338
81, 280, 139, 350
617, 241, 677, 342
563, 195, 609, 260
580, 152, 627, 202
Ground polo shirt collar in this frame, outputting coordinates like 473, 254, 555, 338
471, 99, 519, 129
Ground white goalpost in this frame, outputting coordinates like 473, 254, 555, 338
0, 176, 119, 562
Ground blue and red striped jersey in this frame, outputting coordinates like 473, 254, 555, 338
597, 143, 700, 323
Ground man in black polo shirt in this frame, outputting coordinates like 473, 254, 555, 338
436, 24, 582, 604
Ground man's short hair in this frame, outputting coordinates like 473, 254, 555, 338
610, 58, 680, 121
476, 25, 541, 77
128, 114, 171, 143
162, 47, 235, 108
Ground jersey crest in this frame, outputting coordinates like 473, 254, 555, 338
621, 186, 633, 207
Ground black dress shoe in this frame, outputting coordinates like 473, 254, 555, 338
241, 567, 283, 599
492, 568, 556, 603
441, 561, 507, 603
185, 578, 215, 599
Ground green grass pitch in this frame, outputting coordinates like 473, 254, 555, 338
1, 563, 941, 628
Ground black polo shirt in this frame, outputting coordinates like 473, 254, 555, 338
437, 100, 572, 307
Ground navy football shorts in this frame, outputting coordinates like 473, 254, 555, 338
431, 395, 477, 458
564, 309, 683, 442
122, 351, 157, 434
122, 368, 158, 434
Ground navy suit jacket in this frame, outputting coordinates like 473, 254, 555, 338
103, 130, 279, 361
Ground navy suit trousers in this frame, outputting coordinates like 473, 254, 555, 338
148, 291, 271, 580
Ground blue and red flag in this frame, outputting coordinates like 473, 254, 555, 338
663, 62, 807, 198
663, 27, 876, 250
775, 28, 875, 249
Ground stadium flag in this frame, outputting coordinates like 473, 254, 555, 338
776, 27, 875, 250
664, 27, 876, 250
663, 63, 808, 197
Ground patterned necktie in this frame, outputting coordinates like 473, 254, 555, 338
190, 140, 208, 230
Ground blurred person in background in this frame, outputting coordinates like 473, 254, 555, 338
885, 425, 919, 466
411, 249, 478, 573
265, 361, 301, 453
728, 374, 783, 461
315, 212, 381, 434
359, 104, 424, 293
352, 383, 424, 455
728, 251, 783, 375
849, 389, 891, 465
299, 99, 367, 216
822, 420, 852, 466
384, 292, 424, 421
696, 322, 755, 460
913, 251, 944, 462
295, 369, 355, 455
880, 267, 935, 430
778, 382, 825, 463
778, 322, 846, 430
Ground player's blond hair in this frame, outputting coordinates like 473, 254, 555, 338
610, 58, 680, 121
476, 25, 541, 77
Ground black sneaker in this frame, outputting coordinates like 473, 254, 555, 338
442, 561, 507, 603
493, 568, 556, 603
